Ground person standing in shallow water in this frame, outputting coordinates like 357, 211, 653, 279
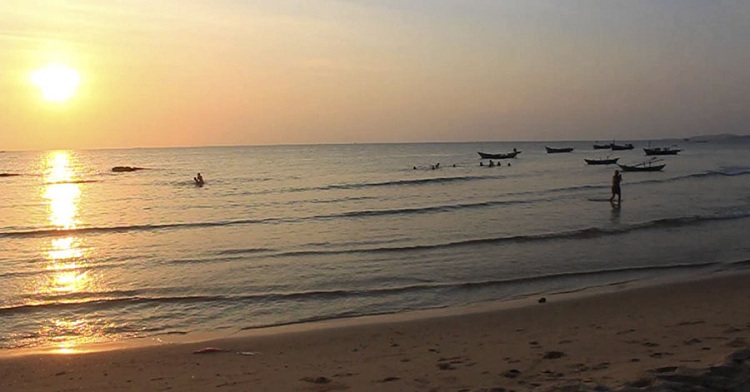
609, 169, 622, 203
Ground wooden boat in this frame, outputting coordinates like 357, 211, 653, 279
478, 150, 521, 159
611, 143, 634, 150
584, 157, 619, 165
618, 159, 665, 172
545, 146, 574, 153
593, 143, 612, 149
644, 147, 681, 155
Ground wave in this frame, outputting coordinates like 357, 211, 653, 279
0, 218, 274, 239
45, 179, 100, 185
508, 167, 750, 198
712, 166, 750, 176
316, 198, 544, 220
215, 247, 276, 256
323, 175, 503, 190
266, 174, 506, 195
0, 261, 721, 321
308, 195, 377, 204
4, 193, 748, 240
0, 197, 546, 238
0, 257, 136, 280
259, 211, 750, 258
450, 262, 719, 292
726, 258, 750, 268
354, 166, 750, 199
631, 167, 750, 186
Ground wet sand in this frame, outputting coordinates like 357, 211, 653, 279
1, 272, 749, 391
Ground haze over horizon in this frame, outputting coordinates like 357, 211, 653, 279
1, 1, 749, 151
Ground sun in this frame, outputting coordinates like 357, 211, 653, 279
31, 63, 81, 102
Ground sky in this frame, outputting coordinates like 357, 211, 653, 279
1, 0, 748, 150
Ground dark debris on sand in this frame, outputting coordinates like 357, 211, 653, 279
545, 348, 750, 391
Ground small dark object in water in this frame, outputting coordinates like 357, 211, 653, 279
538, 297, 547, 303
0, 173, 21, 177
112, 166, 144, 172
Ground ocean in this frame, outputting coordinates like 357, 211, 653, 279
1, 140, 749, 353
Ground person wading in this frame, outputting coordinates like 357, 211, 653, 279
609, 169, 622, 203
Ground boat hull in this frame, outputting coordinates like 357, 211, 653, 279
585, 158, 619, 165
478, 151, 520, 159
644, 148, 680, 156
545, 147, 574, 153
617, 163, 666, 172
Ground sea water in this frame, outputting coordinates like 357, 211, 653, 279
1, 140, 749, 351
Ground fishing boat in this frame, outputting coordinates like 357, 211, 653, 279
618, 158, 666, 172
593, 143, 612, 149
611, 143, 634, 150
584, 157, 619, 165
477, 150, 521, 159
644, 146, 681, 155
545, 146, 574, 153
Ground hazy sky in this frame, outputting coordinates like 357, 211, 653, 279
1, 0, 748, 150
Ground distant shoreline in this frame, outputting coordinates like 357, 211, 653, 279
1, 134, 748, 153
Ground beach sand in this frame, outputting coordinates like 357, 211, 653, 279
1, 272, 749, 391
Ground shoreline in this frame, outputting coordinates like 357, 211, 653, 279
1, 266, 736, 358
2, 269, 749, 391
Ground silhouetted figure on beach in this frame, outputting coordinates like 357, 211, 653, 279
609, 170, 622, 203
194, 173, 204, 186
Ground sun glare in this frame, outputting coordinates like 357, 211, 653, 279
31, 63, 81, 102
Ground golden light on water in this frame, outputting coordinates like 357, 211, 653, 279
48, 237, 83, 261
35, 151, 107, 352
46, 267, 90, 294
40, 319, 108, 355
44, 185, 81, 229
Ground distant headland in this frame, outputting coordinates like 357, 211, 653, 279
683, 133, 750, 143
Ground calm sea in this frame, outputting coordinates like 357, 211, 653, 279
1, 140, 749, 352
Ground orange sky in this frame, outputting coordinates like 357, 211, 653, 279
1, 1, 748, 151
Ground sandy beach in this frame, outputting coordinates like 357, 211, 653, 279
1, 272, 749, 391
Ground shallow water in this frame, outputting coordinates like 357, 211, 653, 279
1, 140, 749, 351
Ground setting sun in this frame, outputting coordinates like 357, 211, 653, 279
31, 63, 81, 102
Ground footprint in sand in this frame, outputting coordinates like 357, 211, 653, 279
542, 351, 565, 360
591, 362, 610, 370
301, 376, 331, 384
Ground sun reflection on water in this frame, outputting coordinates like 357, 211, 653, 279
35, 151, 108, 353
